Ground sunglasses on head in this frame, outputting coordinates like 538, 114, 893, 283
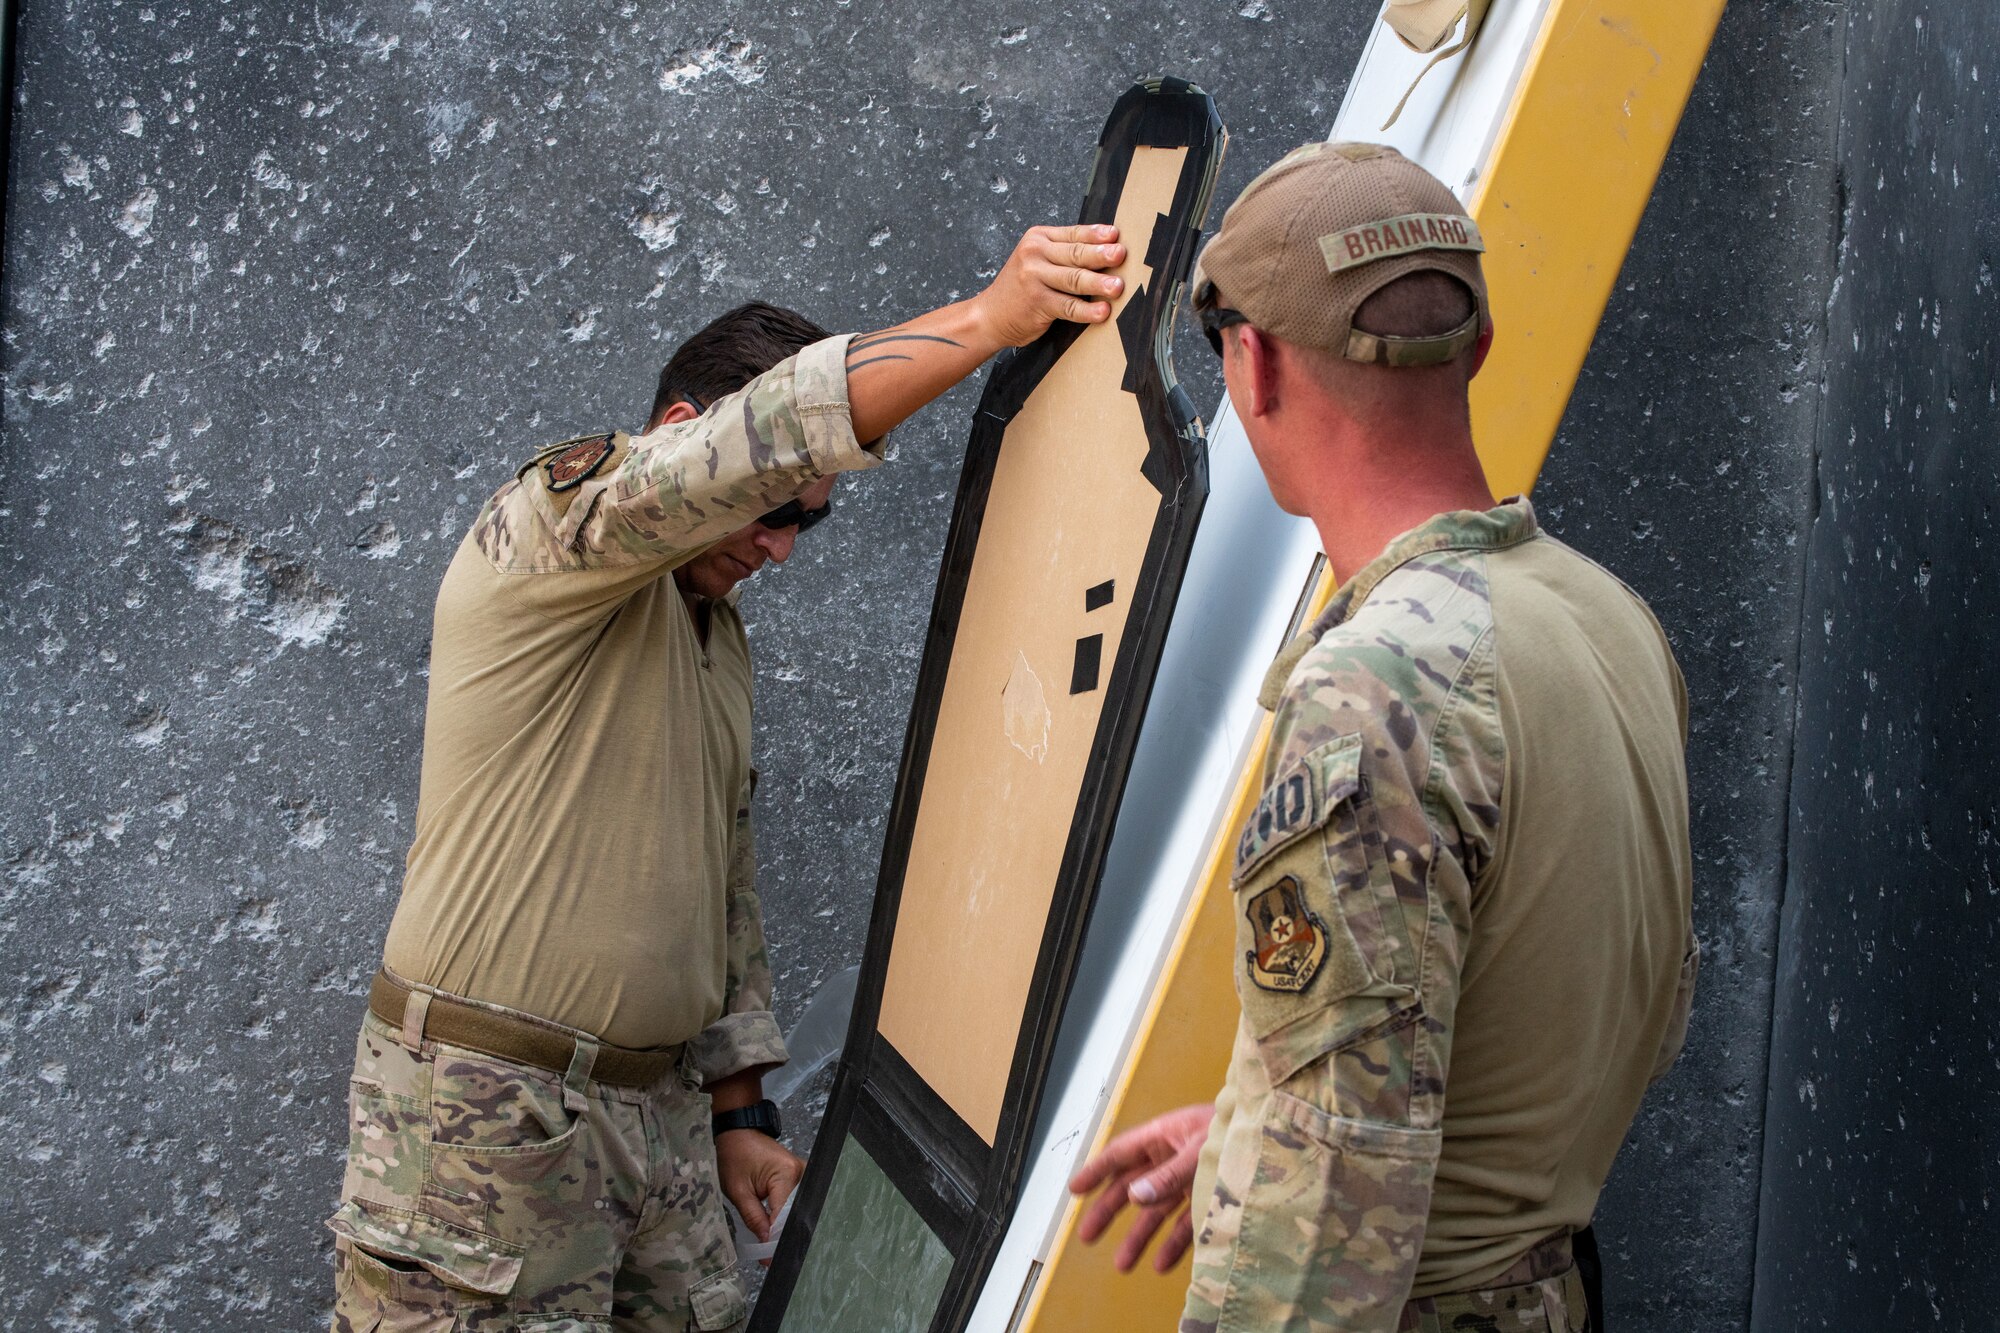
1198, 303, 1250, 357
757, 496, 832, 533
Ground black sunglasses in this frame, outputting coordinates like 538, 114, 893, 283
1199, 304, 1249, 357
757, 496, 833, 533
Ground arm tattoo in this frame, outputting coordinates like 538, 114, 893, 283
844, 354, 916, 374
847, 330, 965, 359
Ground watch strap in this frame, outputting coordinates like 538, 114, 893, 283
711, 1098, 782, 1140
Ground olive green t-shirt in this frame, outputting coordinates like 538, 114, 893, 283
1185, 500, 1696, 1324
382, 336, 881, 1059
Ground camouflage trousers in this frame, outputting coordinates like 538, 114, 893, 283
327, 1004, 747, 1332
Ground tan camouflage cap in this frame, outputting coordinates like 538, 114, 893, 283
1191, 141, 1489, 367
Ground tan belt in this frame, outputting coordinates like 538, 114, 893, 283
368, 970, 683, 1090
1400, 1235, 1590, 1333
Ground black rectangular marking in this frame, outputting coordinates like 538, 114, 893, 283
1070, 634, 1104, 694
1085, 579, 1115, 611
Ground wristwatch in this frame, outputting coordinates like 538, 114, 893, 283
711, 1098, 783, 1140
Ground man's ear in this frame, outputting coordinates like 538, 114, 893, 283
1468, 322, 1495, 380
1234, 325, 1280, 420
651, 399, 703, 430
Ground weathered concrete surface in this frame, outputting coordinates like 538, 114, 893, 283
1530, 3, 1844, 1327
0, 3, 1358, 1328
13, 0, 1970, 1328
1752, 3, 2000, 1327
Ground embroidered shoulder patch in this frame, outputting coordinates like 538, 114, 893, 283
543, 434, 614, 492
1244, 875, 1328, 993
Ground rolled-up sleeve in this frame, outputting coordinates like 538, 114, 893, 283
575, 333, 882, 564
788, 333, 885, 475
688, 776, 788, 1085
473, 334, 885, 592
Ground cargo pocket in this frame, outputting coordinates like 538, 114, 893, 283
329, 1196, 524, 1331
425, 1047, 588, 1235
429, 1048, 582, 1151
1232, 733, 1418, 1087
688, 1268, 748, 1331
1215, 1092, 1440, 1333
333, 1242, 465, 1333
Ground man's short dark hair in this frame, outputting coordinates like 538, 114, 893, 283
650, 302, 831, 424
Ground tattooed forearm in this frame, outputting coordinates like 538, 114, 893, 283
845, 330, 968, 378
837, 223, 1121, 441
840, 306, 991, 441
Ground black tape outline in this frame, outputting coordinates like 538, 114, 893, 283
750, 77, 1225, 1333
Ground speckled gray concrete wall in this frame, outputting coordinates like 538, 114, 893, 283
0, 3, 1363, 1328
0, 1, 1904, 1329
1752, 2, 2000, 1326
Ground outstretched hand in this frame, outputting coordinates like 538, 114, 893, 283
1067, 1102, 1216, 1274
842, 222, 1127, 443
973, 224, 1128, 348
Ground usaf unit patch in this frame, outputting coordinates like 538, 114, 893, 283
1244, 875, 1327, 993
543, 434, 615, 492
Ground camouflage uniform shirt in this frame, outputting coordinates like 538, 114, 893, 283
1183, 499, 1695, 1332
383, 334, 883, 1060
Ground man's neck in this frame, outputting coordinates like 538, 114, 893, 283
1306, 430, 1495, 585
675, 576, 712, 646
